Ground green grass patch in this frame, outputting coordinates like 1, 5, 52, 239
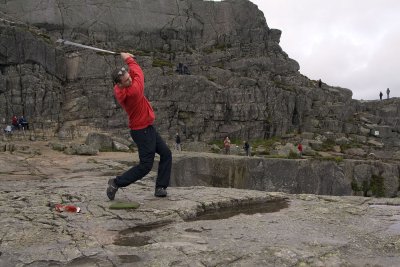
273, 81, 296, 92
251, 137, 282, 155
152, 58, 173, 68
361, 180, 369, 196
109, 202, 140, 210
206, 76, 216, 82
340, 142, 362, 151
370, 174, 385, 197
315, 156, 343, 163
134, 50, 152, 56
351, 179, 361, 192
209, 138, 243, 149
349, 176, 385, 197
251, 137, 281, 148
212, 62, 225, 69
203, 47, 214, 54
264, 154, 287, 159
320, 139, 336, 151
214, 43, 231, 50
288, 150, 301, 159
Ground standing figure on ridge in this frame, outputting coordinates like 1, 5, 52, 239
224, 136, 231, 155
297, 143, 303, 157
243, 141, 250, 156
175, 133, 182, 152
11, 115, 18, 130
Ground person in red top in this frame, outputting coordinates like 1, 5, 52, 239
297, 143, 303, 157
11, 115, 19, 130
106, 52, 172, 200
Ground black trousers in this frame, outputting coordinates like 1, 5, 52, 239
116, 125, 172, 189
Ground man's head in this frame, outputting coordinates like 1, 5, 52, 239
112, 67, 132, 87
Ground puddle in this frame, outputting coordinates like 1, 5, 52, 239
185, 199, 289, 221
387, 214, 400, 234
369, 204, 400, 234
118, 221, 171, 235
119, 254, 141, 263
114, 221, 171, 247
114, 235, 151, 247
113, 201, 288, 246
388, 220, 400, 233
65, 256, 103, 266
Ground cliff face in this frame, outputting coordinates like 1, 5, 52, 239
171, 154, 400, 198
0, 0, 399, 147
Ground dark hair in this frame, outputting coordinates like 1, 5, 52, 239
111, 67, 127, 84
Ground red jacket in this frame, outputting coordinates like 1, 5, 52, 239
12, 116, 18, 126
297, 143, 303, 152
114, 57, 155, 130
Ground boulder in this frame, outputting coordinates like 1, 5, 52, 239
64, 143, 98, 155
49, 142, 67, 151
112, 141, 130, 152
85, 133, 113, 151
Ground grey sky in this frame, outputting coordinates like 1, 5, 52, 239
250, 0, 400, 100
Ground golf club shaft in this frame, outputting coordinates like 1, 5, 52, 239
57, 39, 118, 55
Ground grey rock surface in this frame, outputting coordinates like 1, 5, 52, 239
1, 141, 400, 266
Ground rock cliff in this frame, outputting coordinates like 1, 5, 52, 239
171, 153, 400, 197
1, 0, 399, 148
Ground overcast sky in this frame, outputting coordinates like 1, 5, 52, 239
250, 0, 400, 100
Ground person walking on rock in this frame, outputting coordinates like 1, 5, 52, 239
107, 52, 172, 200
386, 88, 390, 99
379, 91, 383, 100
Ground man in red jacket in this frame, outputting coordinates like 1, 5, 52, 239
107, 52, 172, 200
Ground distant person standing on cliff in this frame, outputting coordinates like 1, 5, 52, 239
224, 136, 231, 155
175, 133, 182, 151
243, 141, 250, 156
386, 88, 390, 99
107, 52, 172, 200
11, 115, 18, 130
297, 143, 303, 157
379, 91, 383, 100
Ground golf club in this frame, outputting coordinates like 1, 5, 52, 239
56, 39, 119, 55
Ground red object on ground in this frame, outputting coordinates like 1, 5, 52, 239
55, 204, 81, 213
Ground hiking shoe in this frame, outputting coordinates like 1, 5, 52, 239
106, 178, 119, 200
154, 187, 167, 197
